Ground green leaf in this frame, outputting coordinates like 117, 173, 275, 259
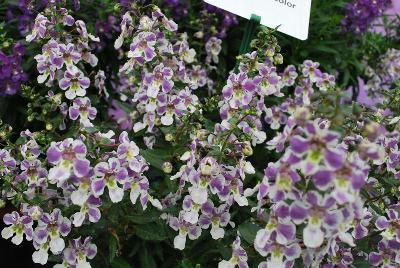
239, 222, 261, 244
141, 149, 171, 170
134, 223, 168, 241
109, 235, 118, 263
181, 259, 193, 268
139, 246, 157, 268
110, 257, 132, 268
126, 210, 160, 224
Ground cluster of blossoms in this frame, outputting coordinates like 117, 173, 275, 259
0, 42, 27, 96
1, 2, 400, 268
25, 4, 104, 129
2, 127, 161, 266
341, 0, 392, 33
110, 7, 209, 145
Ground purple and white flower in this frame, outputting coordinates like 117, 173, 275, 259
47, 138, 90, 185
218, 237, 249, 268
91, 157, 127, 203
59, 66, 90, 100
69, 97, 97, 127
60, 237, 97, 268
1, 212, 33, 245
169, 212, 201, 250
34, 209, 71, 254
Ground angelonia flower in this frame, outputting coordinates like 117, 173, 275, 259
1, 211, 33, 245
0, 149, 17, 176
68, 97, 97, 127
54, 237, 97, 268
218, 237, 249, 268
0, 42, 27, 96
33, 208, 71, 257
47, 138, 91, 185
206, 37, 222, 64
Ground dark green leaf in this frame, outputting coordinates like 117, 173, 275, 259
110, 257, 132, 268
239, 222, 261, 244
134, 223, 168, 241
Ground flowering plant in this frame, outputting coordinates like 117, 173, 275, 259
1, 1, 400, 267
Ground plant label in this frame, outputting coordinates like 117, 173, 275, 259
203, 0, 312, 40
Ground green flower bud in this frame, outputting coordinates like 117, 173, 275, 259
162, 162, 173, 174
165, 133, 174, 142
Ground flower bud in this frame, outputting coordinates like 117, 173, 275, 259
165, 133, 174, 142
200, 163, 212, 176
243, 142, 253, 156
162, 162, 173, 174
196, 129, 208, 140
0, 200, 5, 208
46, 123, 53, 131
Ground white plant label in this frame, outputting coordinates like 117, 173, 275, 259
203, 0, 312, 40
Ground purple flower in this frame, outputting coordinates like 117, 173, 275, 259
301, 60, 322, 83
254, 65, 283, 97
114, 12, 133, 49
1, 211, 33, 245
255, 203, 296, 248
289, 191, 350, 248
169, 212, 202, 250
0, 43, 27, 96
34, 209, 71, 254
198, 200, 230, 239
91, 157, 127, 203
26, 14, 49, 42
342, 0, 391, 33
0, 149, 17, 176
188, 157, 224, 205
290, 119, 345, 175
117, 131, 140, 164
34, 40, 59, 84
264, 106, 287, 130
218, 237, 249, 268
71, 195, 102, 227
108, 100, 133, 130
369, 239, 400, 267
312, 153, 368, 204
59, 66, 90, 100
281, 65, 298, 87
69, 97, 97, 128
316, 72, 335, 91
61, 237, 97, 267
128, 32, 157, 63
205, 37, 222, 64
54, 43, 81, 68
20, 131, 41, 160
222, 72, 256, 109
256, 239, 301, 268
259, 160, 300, 203
15, 159, 48, 186
47, 138, 90, 185
152, 8, 178, 32
186, 65, 207, 89
157, 94, 186, 126
376, 209, 400, 241
144, 64, 174, 98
